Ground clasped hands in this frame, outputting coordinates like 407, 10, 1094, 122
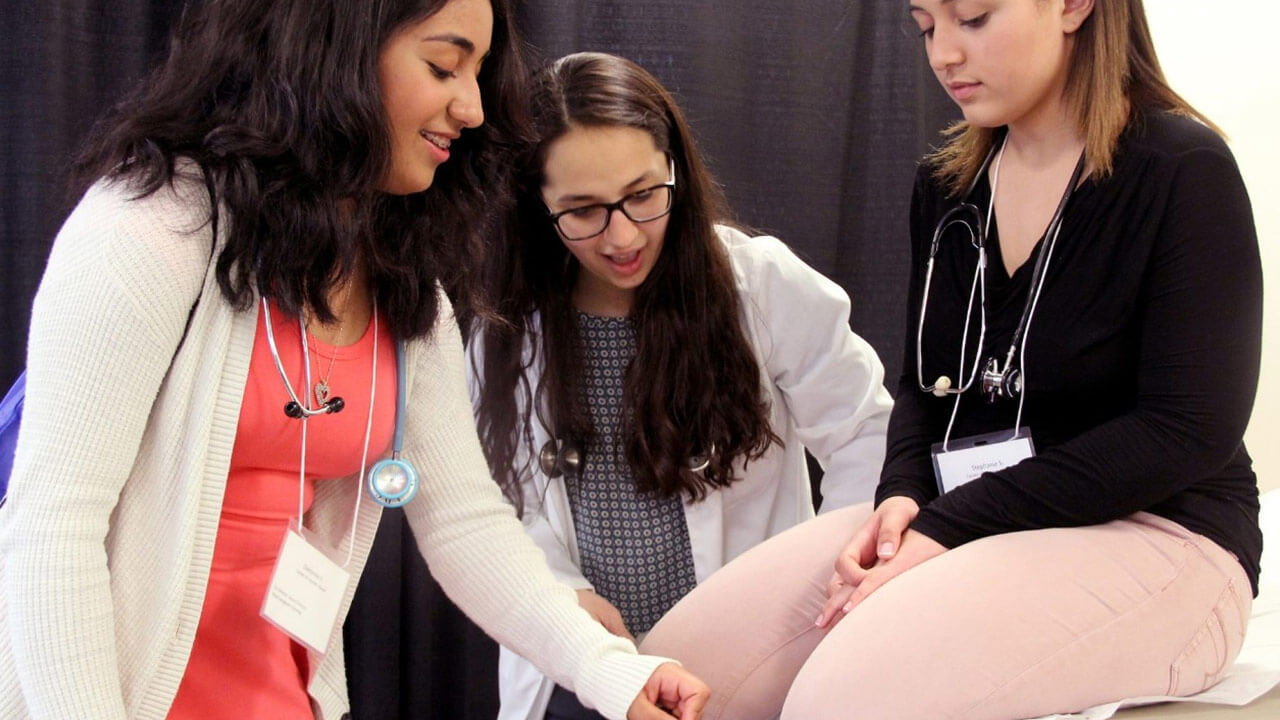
815, 496, 947, 629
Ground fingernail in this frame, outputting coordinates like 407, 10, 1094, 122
814, 613, 824, 627
878, 542, 895, 557
842, 601, 854, 613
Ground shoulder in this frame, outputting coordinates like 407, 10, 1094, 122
38, 166, 216, 322
73, 162, 213, 233
908, 158, 951, 227
1119, 110, 1237, 172
1105, 110, 1250, 223
716, 224, 813, 282
408, 286, 467, 371
714, 224, 851, 319
913, 156, 945, 191
55, 164, 216, 280
1127, 110, 1228, 152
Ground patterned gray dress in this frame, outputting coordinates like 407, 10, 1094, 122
565, 312, 698, 636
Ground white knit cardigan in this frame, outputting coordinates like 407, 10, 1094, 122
0, 171, 665, 719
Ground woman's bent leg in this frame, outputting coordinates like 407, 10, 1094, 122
641, 503, 874, 720
781, 513, 1252, 720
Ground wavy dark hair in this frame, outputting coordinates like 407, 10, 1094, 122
70, 0, 529, 337
473, 52, 779, 512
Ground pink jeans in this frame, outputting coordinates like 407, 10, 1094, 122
641, 503, 1251, 720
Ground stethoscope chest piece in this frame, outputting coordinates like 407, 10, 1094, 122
539, 438, 582, 479
365, 339, 418, 508
367, 457, 418, 508
980, 357, 1023, 403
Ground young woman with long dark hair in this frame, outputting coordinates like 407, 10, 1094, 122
469, 52, 893, 720
0, 3, 707, 719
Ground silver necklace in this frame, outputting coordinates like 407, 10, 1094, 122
307, 315, 343, 406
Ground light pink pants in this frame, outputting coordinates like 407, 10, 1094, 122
641, 503, 1251, 720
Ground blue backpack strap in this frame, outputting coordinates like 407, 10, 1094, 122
0, 370, 27, 502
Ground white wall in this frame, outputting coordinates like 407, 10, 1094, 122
1145, 2, 1280, 492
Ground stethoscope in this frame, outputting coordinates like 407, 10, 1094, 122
261, 297, 418, 509
916, 133, 1086, 407
538, 436, 713, 479
364, 341, 418, 507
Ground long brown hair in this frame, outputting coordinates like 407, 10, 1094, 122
472, 52, 779, 512
932, 0, 1220, 196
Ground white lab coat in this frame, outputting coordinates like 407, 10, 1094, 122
466, 226, 894, 720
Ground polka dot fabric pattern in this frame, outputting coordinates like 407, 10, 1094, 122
567, 312, 698, 635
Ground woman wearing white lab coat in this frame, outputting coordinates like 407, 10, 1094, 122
466, 52, 893, 720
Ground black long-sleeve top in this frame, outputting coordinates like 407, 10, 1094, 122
876, 111, 1264, 594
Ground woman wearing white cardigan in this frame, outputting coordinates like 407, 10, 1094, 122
0, 2, 706, 719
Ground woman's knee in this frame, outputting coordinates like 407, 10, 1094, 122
640, 503, 874, 718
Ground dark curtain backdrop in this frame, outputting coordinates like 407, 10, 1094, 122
1, 1, 955, 717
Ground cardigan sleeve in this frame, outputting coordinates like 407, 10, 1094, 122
1, 176, 212, 718
728, 229, 893, 510
910, 137, 1263, 547
404, 299, 668, 720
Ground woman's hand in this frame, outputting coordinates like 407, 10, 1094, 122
577, 588, 635, 641
816, 496, 925, 628
825, 529, 947, 625
627, 662, 710, 719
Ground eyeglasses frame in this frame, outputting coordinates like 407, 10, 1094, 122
545, 157, 677, 241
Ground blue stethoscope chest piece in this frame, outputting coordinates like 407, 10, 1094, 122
367, 339, 416, 508
368, 456, 418, 507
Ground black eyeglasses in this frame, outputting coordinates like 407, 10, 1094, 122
546, 159, 677, 241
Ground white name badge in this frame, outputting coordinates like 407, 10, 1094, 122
261, 527, 351, 654
931, 427, 1035, 495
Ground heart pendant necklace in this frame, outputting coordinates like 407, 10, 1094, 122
309, 316, 342, 407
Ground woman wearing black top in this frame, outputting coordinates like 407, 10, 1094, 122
639, 1, 1263, 718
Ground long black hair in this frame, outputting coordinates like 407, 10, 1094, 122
474, 52, 779, 512
72, 0, 529, 337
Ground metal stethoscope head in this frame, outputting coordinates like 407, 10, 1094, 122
539, 437, 581, 479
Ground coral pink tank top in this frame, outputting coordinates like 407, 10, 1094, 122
167, 301, 395, 719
